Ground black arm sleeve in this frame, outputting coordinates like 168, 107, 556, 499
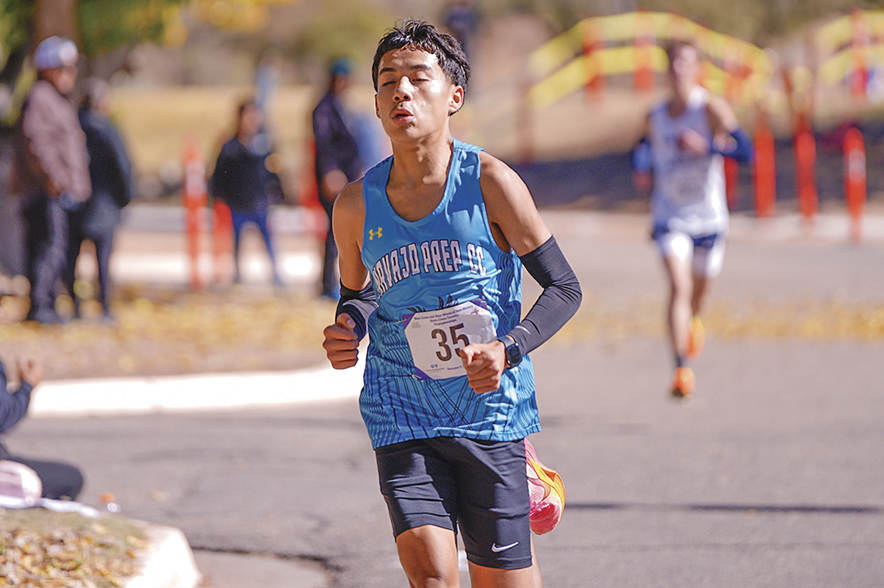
335, 282, 378, 341
505, 236, 582, 355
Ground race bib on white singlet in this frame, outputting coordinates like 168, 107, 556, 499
403, 299, 496, 380
666, 161, 707, 205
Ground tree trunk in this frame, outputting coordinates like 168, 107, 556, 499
33, 0, 78, 44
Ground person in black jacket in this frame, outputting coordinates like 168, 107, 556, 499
312, 59, 362, 299
65, 79, 134, 321
209, 98, 283, 286
0, 285, 83, 500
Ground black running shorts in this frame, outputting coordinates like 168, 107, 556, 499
376, 437, 533, 570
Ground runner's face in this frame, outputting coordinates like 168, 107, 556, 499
374, 47, 463, 140
668, 45, 699, 92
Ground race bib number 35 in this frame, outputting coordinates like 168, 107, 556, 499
403, 299, 496, 380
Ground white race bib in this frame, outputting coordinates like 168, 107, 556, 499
666, 161, 707, 205
403, 299, 496, 380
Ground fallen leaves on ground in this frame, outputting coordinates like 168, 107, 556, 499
0, 510, 145, 588
0, 285, 336, 380
548, 293, 884, 345
0, 285, 881, 382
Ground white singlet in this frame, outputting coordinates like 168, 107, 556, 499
649, 86, 728, 238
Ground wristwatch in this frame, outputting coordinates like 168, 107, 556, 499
499, 335, 522, 368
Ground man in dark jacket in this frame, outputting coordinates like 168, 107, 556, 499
312, 59, 362, 299
12, 37, 90, 324
0, 285, 83, 500
66, 79, 134, 321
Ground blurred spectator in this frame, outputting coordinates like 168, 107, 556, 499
209, 98, 283, 286
255, 49, 281, 117
11, 36, 90, 324
254, 49, 282, 160
0, 284, 84, 500
65, 79, 135, 322
312, 58, 362, 300
444, 0, 478, 59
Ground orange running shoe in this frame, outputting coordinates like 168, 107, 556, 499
686, 317, 705, 360
525, 438, 565, 535
671, 366, 696, 398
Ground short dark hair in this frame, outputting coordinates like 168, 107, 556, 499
371, 19, 470, 93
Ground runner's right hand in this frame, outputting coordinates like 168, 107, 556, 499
322, 314, 359, 369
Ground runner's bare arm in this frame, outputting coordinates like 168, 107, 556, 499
706, 96, 753, 163
459, 153, 580, 394
707, 95, 739, 135
333, 181, 368, 291
322, 181, 369, 369
479, 152, 552, 255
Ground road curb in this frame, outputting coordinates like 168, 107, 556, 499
125, 523, 202, 588
30, 361, 364, 419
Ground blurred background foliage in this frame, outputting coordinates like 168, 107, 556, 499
527, 0, 884, 45
1, 0, 883, 203
5, 0, 884, 83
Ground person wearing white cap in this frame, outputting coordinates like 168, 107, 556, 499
11, 36, 91, 324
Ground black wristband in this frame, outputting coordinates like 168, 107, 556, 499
335, 282, 378, 341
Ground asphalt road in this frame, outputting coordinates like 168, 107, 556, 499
10, 208, 884, 587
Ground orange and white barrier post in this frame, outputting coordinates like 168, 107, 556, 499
794, 124, 818, 224
843, 126, 866, 243
634, 10, 655, 92
753, 114, 776, 218
212, 200, 233, 285
583, 18, 605, 99
301, 137, 337, 249
851, 8, 869, 103
724, 156, 739, 210
183, 136, 207, 290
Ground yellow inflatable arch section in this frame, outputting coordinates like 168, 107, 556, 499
526, 11, 774, 109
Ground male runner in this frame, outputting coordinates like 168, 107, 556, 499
633, 39, 752, 398
322, 20, 581, 588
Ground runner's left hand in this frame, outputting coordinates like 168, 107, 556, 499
459, 341, 506, 394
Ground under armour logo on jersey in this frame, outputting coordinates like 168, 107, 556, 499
369, 227, 383, 240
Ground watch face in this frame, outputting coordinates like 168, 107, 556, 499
505, 341, 521, 366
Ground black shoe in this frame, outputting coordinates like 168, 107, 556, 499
25, 308, 66, 325
97, 306, 115, 324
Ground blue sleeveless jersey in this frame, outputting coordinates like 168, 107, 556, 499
359, 138, 540, 449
